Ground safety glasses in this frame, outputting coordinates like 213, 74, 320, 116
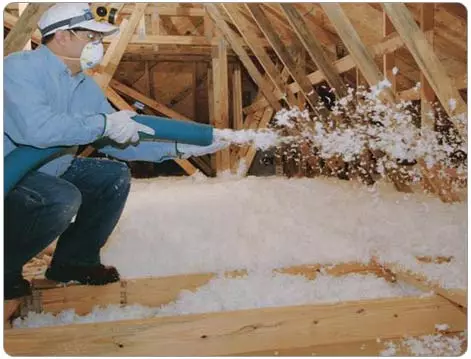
70, 30, 104, 43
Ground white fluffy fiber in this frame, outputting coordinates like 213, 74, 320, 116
101, 176, 466, 289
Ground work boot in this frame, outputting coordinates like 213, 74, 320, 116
45, 263, 120, 285
4, 275, 32, 300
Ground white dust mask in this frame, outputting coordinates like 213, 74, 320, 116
79, 41, 104, 70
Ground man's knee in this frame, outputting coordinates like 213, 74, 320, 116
104, 161, 131, 196
51, 181, 82, 224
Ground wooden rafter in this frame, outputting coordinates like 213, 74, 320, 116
382, 3, 467, 137
109, 80, 213, 176
383, 12, 397, 94
103, 88, 199, 176
320, 3, 396, 104
4, 3, 51, 57
204, 4, 282, 111
246, 4, 322, 113
420, 4, 436, 132
222, 4, 295, 106
110, 79, 191, 120
94, 3, 148, 89
280, 3, 348, 98
245, 32, 406, 113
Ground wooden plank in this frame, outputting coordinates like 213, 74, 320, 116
18, 3, 31, 51
382, 3, 467, 137
246, 4, 321, 112
320, 3, 396, 104
207, 66, 217, 171
104, 87, 198, 176
244, 332, 467, 356
212, 36, 231, 172
94, 3, 148, 89
420, 3, 436, 132
383, 11, 397, 94
5, 295, 465, 356
382, 261, 466, 309
280, 4, 348, 98
110, 79, 191, 121
232, 63, 244, 131
23, 261, 385, 316
204, 4, 282, 111
4, 3, 51, 57
222, 4, 294, 104
237, 107, 275, 176
247, 32, 405, 111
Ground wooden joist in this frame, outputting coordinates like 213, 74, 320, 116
204, 4, 282, 111
4, 3, 51, 57
23, 261, 383, 316
280, 3, 348, 98
382, 261, 467, 309
382, 3, 467, 137
5, 295, 465, 356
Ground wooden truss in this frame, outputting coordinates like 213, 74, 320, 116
5, 258, 467, 356
4, 3, 466, 193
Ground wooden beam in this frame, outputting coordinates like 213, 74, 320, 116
280, 4, 348, 98
382, 262, 466, 309
222, 4, 293, 104
109, 80, 213, 176
18, 3, 31, 51
232, 63, 244, 131
246, 32, 406, 112
23, 261, 382, 316
246, 3, 321, 112
382, 3, 467, 137
237, 107, 275, 176
204, 4, 282, 111
3, 12, 41, 45
104, 87, 198, 176
94, 3, 148, 89
212, 36, 231, 172
383, 11, 397, 94
110, 80, 191, 121
320, 3, 396, 104
420, 4, 436, 132
4, 3, 51, 57
5, 295, 465, 356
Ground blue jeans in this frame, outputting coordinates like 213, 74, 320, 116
4, 157, 131, 281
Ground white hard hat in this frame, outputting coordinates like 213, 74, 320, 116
38, 3, 119, 38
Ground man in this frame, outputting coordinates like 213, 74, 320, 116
4, 3, 226, 300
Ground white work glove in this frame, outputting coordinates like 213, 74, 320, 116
104, 110, 155, 144
176, 140, 230, 159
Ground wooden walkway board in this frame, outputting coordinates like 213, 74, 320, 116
5, 295, 466, 356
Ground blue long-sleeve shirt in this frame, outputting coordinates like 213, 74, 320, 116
4, 45, 180, 177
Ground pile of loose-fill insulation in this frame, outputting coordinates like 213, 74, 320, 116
15, 175, 466, 334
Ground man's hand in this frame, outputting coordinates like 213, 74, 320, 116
177, 140, 229, 159
104, 110, 155, 144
